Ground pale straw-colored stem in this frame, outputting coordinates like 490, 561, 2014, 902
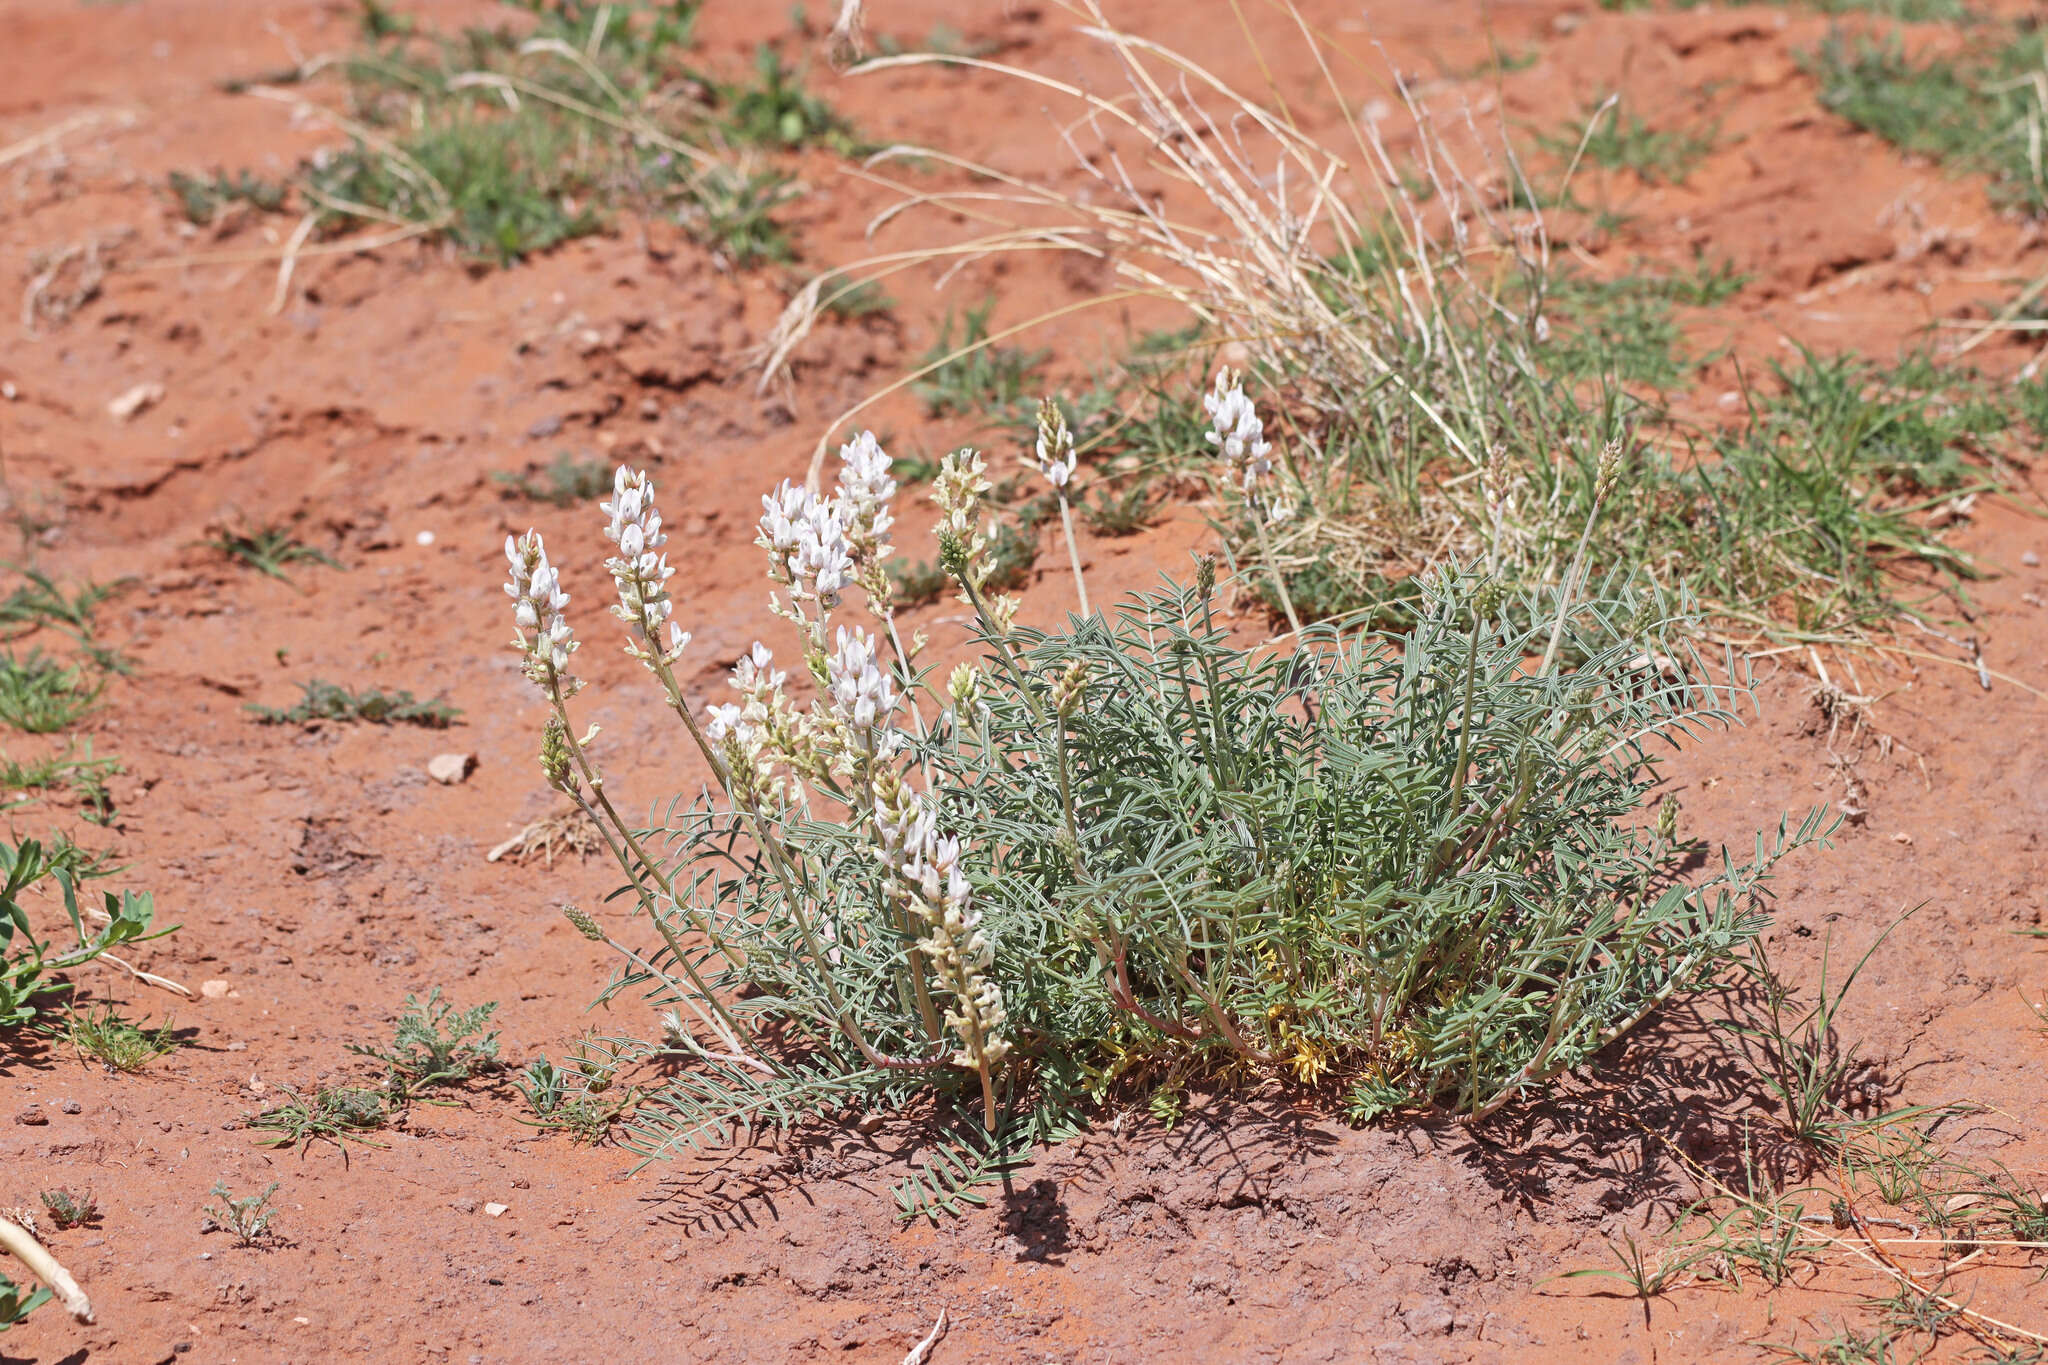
0, 1216, 91, 1323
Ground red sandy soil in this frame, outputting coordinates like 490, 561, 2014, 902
2, 0, 2045, 1360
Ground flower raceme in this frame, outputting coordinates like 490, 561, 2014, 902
504, 531, 576, 676
1032, 397, 1078, 490
1202, 368, 1291, 523
758, 480, 855, 610
600, 467, 689, 664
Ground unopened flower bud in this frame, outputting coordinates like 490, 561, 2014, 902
1051, 659, 1087, 717
563, 903, 604, 941
947, 663, 982, 714
540, 714, 575, 791
1195, 553, 1216, 601
1595, 440, 1624, 501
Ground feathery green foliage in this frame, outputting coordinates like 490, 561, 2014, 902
575, 564, 1826, 1176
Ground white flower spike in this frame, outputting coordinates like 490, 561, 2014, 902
601, 466, 685, 663
505, 531, 577, 675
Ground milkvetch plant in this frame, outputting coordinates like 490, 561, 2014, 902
505, 380, 1831, 1182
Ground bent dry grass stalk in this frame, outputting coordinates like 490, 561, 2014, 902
497, 371, 1833, 1207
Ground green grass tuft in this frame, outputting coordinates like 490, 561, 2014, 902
1810, 28, 2048, 216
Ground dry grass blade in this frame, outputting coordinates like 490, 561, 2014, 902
772, 0, 1561, 575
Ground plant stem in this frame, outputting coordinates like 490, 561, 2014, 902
1250, 506, 1302, 636
1057, 493, 1092, 617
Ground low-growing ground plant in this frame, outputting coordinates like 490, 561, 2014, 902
499, 383, 1830, 1201
167, 168, 289, 224
36, 1189, 97, 1232
0, 1269, 48, 1331
1540, 98, 1717, 188
248, 1084, 391, 1149
1810, 26, 2047, 217
249, 679, 459, 728
203, 523, 343, 586
494, 451, 613, 507
347, 988, 499, 1098
915, 298, 1048, 419
2, 837, 171, 1032
64, 1002, 179, 1073
0, 651, 102, 734
201, 1182, 280, 1247
213, 0, 856, 268
515, 1038, 636, 1143
0, 743, 119, 821
250, 989, 498, 1148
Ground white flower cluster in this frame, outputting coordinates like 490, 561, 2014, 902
1203, 368, 1290, 522
505, 531, 577, 674
826, 625, 898, 732
836, 430, 896, 564
758, 481, 855, 609
601, 466, 689, 663
705, 641, 799, 799
874, 781, 1009, 1072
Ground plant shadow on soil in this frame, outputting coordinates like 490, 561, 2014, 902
629, 990, 1878, 1269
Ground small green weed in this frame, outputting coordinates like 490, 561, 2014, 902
916, 299, 1049, 419
0, 743, 118, 819
37, 1188, 98, 1231
515, 1042, 635, 1143
202, 1181, 280, 1246
820, 278, 895, 322
493, 451, 612, 507
890, 447, 944, 484
1079, 477, 1164, 537
41, 833, 123, 882
887, 556, 950, 608
254, 2, 855, 268
681, 164, 799, 267
1543, 280, 1697, 392
248, 1085, 390, 1149
711, 44, 861, 153
0, 1270, 49, 1331
204, 524, 343, 585
308, 115, 603, 265
0, 569, 120, 640
1, 836, 169, 1030
167, 168, 289, 225
347, 988, 499, 1097
65, 1002, 179, 1073
0, 651, 103, 733
1810, 29, 2048, 216
1544, 99, 1717, 187
249, 679, 459, 728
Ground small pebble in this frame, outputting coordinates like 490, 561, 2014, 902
485, 1202, 510, 1218
59, 1099, 81, 1115
200, 979, 230, 1000
14, 1105, 47, 1126
415, 530, 436, 547
428, 752, 477, 785
2023, 550, 2041, 567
